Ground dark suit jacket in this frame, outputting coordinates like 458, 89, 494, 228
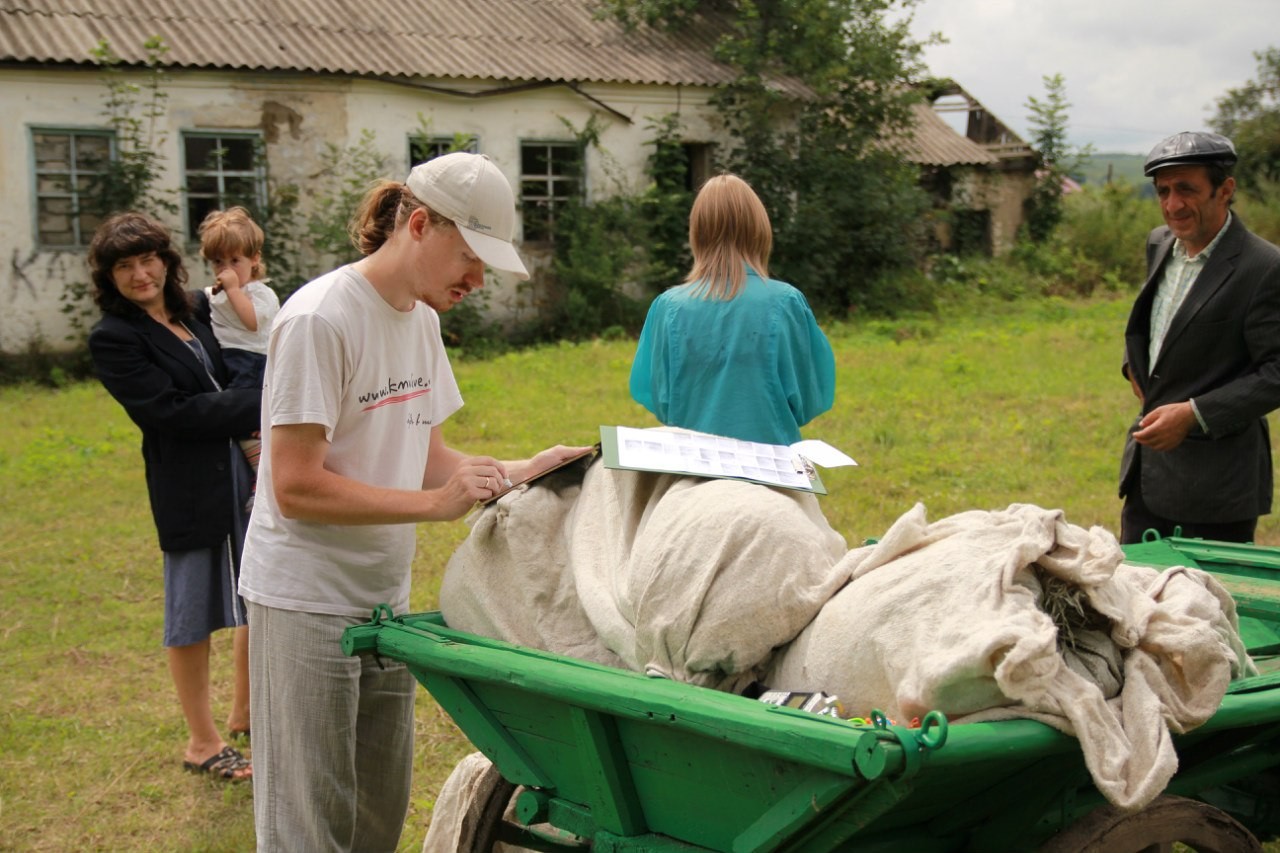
89, 294, 261, 552
1120, 215, 1280, 523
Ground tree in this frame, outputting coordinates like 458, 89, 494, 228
1211, 47, 1280, 192
90, 37, 178, 222
600, 0, 934, 315
1023, 73, 1091, 243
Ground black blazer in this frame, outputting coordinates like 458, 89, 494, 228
1120, 215, 1280, 523
89, 294, 261, 552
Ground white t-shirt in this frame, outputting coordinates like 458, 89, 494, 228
238, 265, 464, 617
204, 280, 280, 354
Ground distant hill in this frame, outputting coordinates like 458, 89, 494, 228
1074, 153, 1153, 196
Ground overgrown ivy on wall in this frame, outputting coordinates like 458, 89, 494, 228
537, 113, 695, 344
46, 5, 945, 372
58, 37, 178, 347
41, 39, 699, 360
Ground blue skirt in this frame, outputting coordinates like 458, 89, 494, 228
161, 442, 251, 647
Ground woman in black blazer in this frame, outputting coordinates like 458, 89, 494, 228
88, 212, 260, 782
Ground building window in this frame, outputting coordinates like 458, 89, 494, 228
31, 128, 115, 248
409, 134, 478, 166
182, 132, 266, 238
520, 141, 583, 242
682, 142, 716, 192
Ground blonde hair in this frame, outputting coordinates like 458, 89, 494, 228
349, 180, 454, 256
685, 174, 772, 299
198, 206, 266, 279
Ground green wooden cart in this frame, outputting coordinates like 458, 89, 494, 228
342, 535, 1280, 852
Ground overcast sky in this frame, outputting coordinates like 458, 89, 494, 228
896, 0, 1274, 154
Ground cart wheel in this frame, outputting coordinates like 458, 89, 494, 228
1036, 794, 1262, 853
469, 762, 517, 852
468, 763, 590, 852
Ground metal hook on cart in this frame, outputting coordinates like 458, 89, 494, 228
866, 708, 949, 779
367, 604, 397, 670
339, 604, 398, 664
1140, 526, 1185, 542
917, 710, 948, 750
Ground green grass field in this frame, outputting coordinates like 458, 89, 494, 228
3, 293, 1277, 851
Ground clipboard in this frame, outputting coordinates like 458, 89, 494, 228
599, 425, 848, 495
482, 443, 601, 505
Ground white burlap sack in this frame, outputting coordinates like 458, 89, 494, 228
442, 460, 849, 691
439, 459, 624, 668
765, 502, 1254, 810
567, 464, 849, 691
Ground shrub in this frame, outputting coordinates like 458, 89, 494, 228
1055, 181, 1161, 288
0, 340, 94, 387
544, 195, 646, 341
1237, 180, 1280, 245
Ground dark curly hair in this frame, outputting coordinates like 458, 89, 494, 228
88, 212, 191, 321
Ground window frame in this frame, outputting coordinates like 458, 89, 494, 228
180, 129, 267, 241
682, 142, 716, 193
518, 139, 585, 244
408, 133, 478, 167
29, 125, 118, 250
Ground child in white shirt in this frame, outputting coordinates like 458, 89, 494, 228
198, 207, 279, 498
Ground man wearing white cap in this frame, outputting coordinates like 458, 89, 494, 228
239, 152, 587, 852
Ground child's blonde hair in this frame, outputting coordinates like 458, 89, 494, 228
198, 206, 266, 280
686, 174, 772, 300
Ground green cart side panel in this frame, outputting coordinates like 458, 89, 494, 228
416, 672, 556, 789
440, 673, 876, 852
568, 705, 647, 836
732, 773, 865, 852
374, 618, 895, 779
768, 779, 913, 853
341, 538, 1280, 853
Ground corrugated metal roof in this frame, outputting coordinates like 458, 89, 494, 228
0, 0, 753, 89
1, 1, 1020, 169
894, 102, 1000, 167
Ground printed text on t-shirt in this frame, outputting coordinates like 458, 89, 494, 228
359, 375, 433, 411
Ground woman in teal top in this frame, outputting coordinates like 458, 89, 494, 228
629, 174, 835, 445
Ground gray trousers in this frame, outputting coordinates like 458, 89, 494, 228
248, 602, 415, 853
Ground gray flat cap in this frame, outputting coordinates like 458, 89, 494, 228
1143, 131, 1237, 176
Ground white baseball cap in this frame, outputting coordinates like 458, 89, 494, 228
406, 152, 529, 280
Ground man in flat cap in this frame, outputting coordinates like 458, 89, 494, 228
1118, 130, 1280, 543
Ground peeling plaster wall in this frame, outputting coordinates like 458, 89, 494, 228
951, 167, 1036, 256
976, 168, 1036, 256
1, 70, 109, 356
1, 68, 723, 355
0, 69, 357, 354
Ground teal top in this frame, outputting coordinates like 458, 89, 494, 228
629, 271, 836, 445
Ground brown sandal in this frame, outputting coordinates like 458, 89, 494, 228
183, 745, 251, 782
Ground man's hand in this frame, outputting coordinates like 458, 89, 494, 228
274, 425, 506, 525
1132, 402, 1196, 452
432, 456, 509, 520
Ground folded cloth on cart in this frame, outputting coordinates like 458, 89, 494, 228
438, 456, 624, 668
765, 501, 1256, 811
440, 459, 849, 692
